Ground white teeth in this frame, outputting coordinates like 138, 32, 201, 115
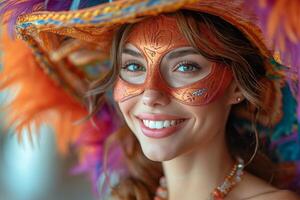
149, 121, 156, 129
143, 120, 149, 127
163, 120, 171, 128
155, 121, 164, 129
142, 119, 184, 129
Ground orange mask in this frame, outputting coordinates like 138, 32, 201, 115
113, 15, 233, 106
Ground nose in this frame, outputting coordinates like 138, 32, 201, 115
142, 89, 170, 107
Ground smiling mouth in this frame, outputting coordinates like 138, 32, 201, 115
141, 119, 186, 129
136, 113, 188, 138
138, 118, 187, 139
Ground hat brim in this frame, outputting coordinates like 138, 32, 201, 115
17, 0, 271, 55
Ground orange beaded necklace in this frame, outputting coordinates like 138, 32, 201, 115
154, 158, 245, 200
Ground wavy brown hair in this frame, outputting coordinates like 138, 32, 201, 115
88, 10, 275, 200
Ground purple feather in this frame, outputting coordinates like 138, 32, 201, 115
245, 0, 300, 123
0, 0, 45, 36
0, 0, 83, 36
270, 131, 299, 148
45, 0, 73, 11
70, 103, 123, 194
245, 0, 300, 67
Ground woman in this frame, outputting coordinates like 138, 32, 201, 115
1, 0, 300, 199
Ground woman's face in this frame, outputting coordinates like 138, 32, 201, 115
114, 15, 239, 161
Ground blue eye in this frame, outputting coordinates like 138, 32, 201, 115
175, 62, 200, 73
122, 62, 146, 72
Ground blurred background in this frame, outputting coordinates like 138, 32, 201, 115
0, 35, 95, 200
0, 111, 96, 200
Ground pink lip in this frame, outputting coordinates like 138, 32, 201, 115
136, 113, 188, 139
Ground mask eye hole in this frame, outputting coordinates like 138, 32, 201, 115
160, 47, 213, 88
120, 44, 147, 84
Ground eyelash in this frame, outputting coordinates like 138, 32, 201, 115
121, 60, 201, 73
121, 60, 145, 72
173, 61, 201, 73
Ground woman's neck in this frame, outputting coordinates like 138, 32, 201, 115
162, 132, 234, 200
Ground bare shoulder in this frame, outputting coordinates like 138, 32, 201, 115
228, 172, 300, 200
245, 190, 300, 200
267, 190, 300, 200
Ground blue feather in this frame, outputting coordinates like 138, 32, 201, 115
70, 0, 81, 10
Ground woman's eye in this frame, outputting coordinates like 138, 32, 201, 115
174, 63, 200, 73
122, 63, 146, 72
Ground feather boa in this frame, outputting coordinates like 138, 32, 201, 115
246, 0, 300, 119
0, 31, 88, 154
246, 0, 300, 67
0, 29, 121, 195
71, 103, 122, 193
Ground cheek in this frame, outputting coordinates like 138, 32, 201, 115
118, 98, 139, 132
190, 99, 231, 141
195, 104, 228, 124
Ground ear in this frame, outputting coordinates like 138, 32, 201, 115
226, 80, 245, 105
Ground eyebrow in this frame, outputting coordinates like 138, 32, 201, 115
166, 48, 200, 60
122, 48, 143, 58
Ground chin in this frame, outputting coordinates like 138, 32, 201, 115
139, 141, 179, 162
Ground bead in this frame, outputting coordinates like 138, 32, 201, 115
156, 187, 168, 199
237, 164, 244, 169
154, 158, 245, 200
213, 189, 224, 200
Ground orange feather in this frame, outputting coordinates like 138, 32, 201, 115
0, 30, 88, 154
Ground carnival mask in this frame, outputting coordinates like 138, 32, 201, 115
113, 15, 233, 106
